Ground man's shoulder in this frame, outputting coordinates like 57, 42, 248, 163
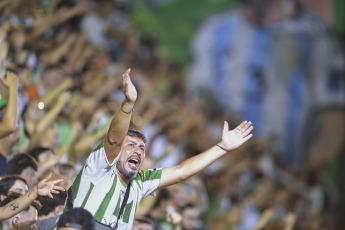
91, 139, 106, 153
135, 168, 162, 182
86, 139, 107, 163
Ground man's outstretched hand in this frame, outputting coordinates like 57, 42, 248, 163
220, 120, 253, 151
122, 68, 137, 103
37, 173, 65, 198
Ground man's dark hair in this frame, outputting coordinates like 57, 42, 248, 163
127, 129, 148, 145
28, 147, 53, 162
57, 207, 95, 230
38, 190, 67, 216
6, 153, 38, 175
0, 192, 41, 211
0, 175, 27, 196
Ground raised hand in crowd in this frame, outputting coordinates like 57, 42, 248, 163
0, 173, 64, 220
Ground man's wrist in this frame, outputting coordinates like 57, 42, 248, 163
28, 185, 39, 198
216, 143, 231, 152
121, 102, 134, 114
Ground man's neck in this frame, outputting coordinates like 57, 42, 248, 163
116, 168, 130, 185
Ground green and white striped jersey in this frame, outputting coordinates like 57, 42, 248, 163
52, 140, 162, 230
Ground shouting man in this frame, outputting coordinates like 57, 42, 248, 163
53, 69, 253, 230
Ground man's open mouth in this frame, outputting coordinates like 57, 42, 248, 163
128, 157, 140, 170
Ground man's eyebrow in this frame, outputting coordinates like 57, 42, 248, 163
128, 140, 137, 144
129, 140, 146, 148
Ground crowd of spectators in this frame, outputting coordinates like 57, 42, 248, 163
0, 0, 344, 229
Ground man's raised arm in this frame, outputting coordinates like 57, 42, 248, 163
104, 68, 137, 163
158, 120, 253, 189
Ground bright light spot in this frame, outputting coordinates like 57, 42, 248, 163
38, 102, 45, 110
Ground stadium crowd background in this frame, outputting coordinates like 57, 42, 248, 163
0, 0, 344, 229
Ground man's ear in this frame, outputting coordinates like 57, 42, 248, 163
12, 215, 20, 228
54, 205, 63, 216
0, 194, 6, 201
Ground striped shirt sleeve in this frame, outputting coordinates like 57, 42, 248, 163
138, 168, 162, 198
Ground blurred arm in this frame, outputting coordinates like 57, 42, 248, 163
0, 71, 18, 138
28, 92, 70, 150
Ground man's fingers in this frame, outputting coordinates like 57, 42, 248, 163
242, 134, 253, 143
52, 179, 64, 185
41, 173, 52, 183
242, 121, 252, 131
47, 173, 52, 179
122, 68, 133, 92
122, 68, 131, 80
223, 121, 229, 133
242, 126, 253, 137
53, 186, 65, 191
236, 120, 246, 130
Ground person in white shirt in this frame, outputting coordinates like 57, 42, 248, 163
53, 68, 253, 230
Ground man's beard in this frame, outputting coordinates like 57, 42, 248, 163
116, 160, 138, 180
122, 170, 138, 180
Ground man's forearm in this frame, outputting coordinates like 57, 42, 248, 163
178, 144, 227, 180
104, 100, 135, 163
0, 86, 17, 137
0, 186, 38, 221
159, 144, 228, 188
107, 101, 134, 144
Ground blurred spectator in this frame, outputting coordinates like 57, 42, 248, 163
0, 192, 41, 230
37, 190, 67, 230
187, 0, 345, 170
168, 183, 188, 213
55, 162, 77, 190
6, 153, 38, 188
145, 188, 172, 230
180, 203, 201, 230
56, 207, 95, 230
28, 146, 58, 180
0, 175, 28, 201
81, 0, 132, 61
166, 210, 182, 230
132, 216, 155, 230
